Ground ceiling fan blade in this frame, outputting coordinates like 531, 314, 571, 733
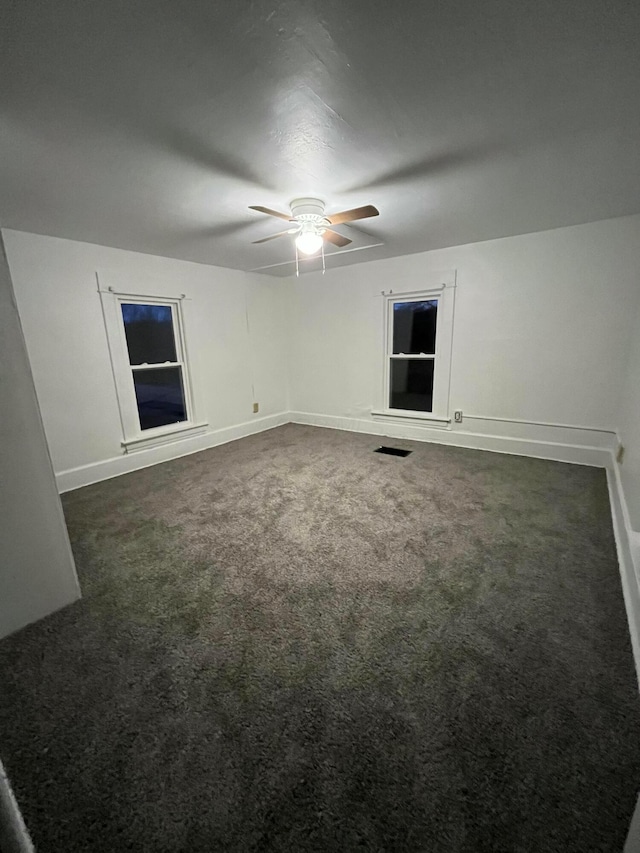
326, 205, 379, 225
249, 205, 293, 222
252, 229, 295, 244
323, 229, 352, 248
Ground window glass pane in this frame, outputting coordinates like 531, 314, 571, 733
132, 366, 187, 431
390, 359, 434, 412
392, 300, 438, 354
121, 303, 177, 365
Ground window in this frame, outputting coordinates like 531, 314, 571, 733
121, 303, 187, 431
375, 274, 456, 424
389, 299, 438, 412
99, 285, 206, 452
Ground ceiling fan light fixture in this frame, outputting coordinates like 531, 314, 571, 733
295, 228, 323, 256
250, 197, 379, 264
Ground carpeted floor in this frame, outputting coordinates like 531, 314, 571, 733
1, 424, 639, 852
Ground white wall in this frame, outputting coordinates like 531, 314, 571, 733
2, 230, 289, 489
4, 216, 639, 496
0, 235, 79, 639
287, 215, 640, 459
618, 291, 640, 533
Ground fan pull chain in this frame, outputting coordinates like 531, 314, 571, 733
295, 243, 300, 277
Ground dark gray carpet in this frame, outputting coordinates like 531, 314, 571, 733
1, 424, 639, 852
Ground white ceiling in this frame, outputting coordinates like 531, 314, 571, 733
1, 1, 639, 276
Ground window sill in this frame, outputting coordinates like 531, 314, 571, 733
371, 410, 451, 428
122, 422, 209, 454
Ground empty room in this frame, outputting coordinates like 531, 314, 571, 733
2, 2, 640, 851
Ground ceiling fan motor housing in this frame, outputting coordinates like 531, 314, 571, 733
290, 198, 328, 226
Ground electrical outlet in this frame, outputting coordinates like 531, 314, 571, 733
253, 402, 259, 414
454, 410, 463, 423
616, 443, 625, 464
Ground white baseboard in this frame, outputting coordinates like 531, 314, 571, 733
608, 455, 640, 690
57, 410, 616, 493
632, 532, 640, 578
56, 412, 289, 492
289, 411, 614, 468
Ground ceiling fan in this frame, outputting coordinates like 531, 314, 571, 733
249, 198, 379, 256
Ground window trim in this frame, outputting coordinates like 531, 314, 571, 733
99, 285, 207, 453
373, 274, 456, 426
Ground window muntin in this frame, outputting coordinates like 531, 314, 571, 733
120, 300, 189, 432
388, 297, 439, 414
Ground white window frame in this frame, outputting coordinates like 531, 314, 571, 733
99, 284, 207, 453
373, 271, 456, 427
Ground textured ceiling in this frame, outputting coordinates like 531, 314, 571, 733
1, 0, 639, 276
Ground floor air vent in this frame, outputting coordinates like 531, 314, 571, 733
375, 446, 412, 457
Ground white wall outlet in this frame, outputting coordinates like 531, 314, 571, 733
454, 410, 463, 423
252, 402, 259, 414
